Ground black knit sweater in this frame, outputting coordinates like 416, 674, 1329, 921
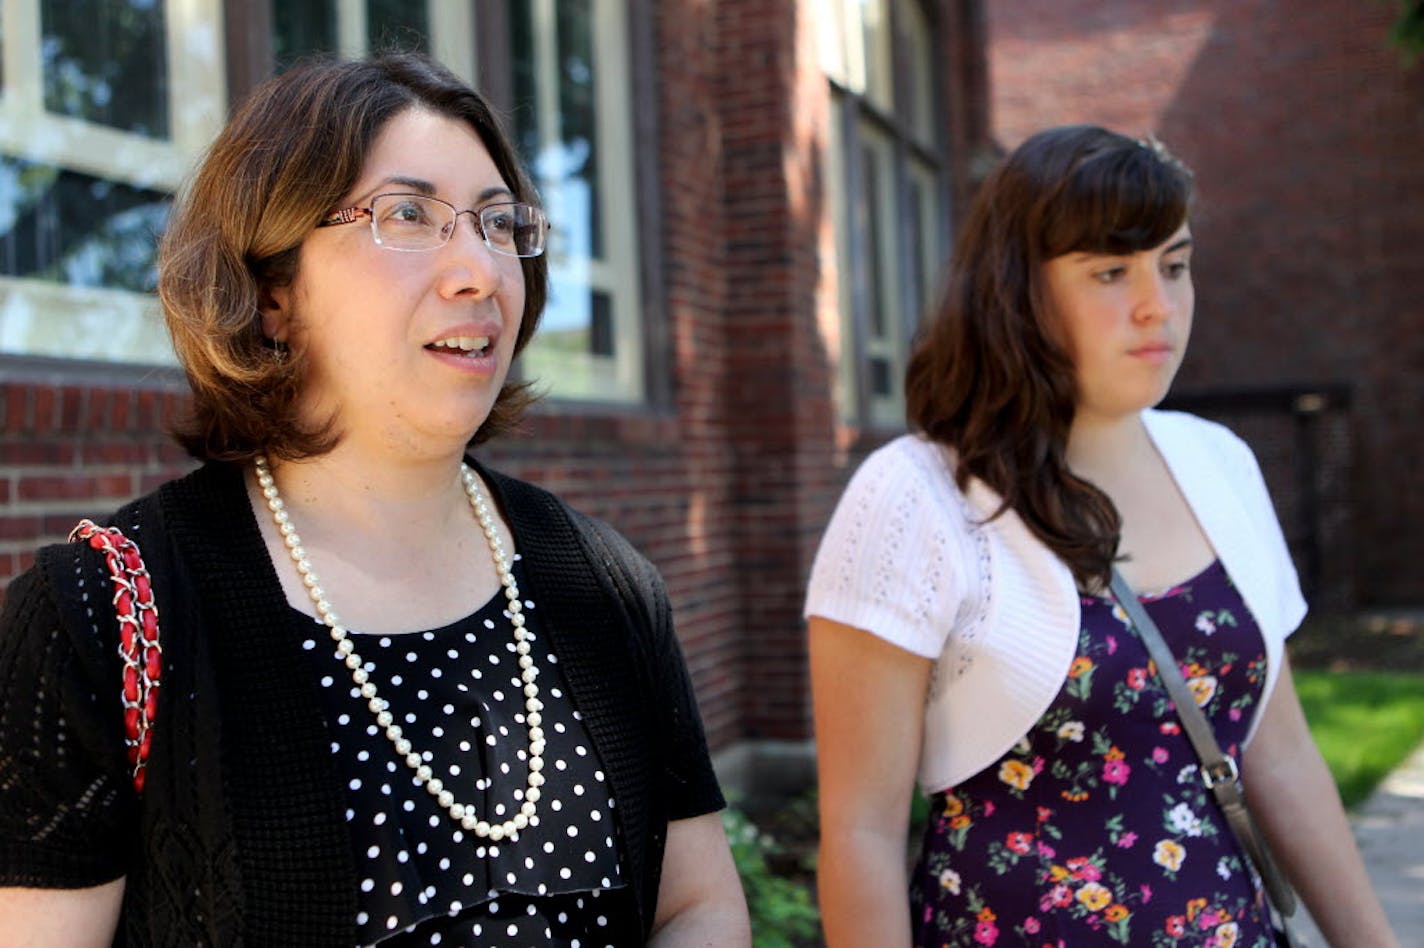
0, 460, 724, 945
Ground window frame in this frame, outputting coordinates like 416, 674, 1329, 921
0, 0, 227, 368
822, 0, 951, 428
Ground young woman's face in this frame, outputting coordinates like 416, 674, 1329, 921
264, 106, 527, 458
1041, 223, 1194, 425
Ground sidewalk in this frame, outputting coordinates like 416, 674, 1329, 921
1292, 740, 1424, 945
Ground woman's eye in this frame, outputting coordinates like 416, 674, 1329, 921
1092, 267, 1125, 284
484, 210, 515, 235
1164, 260, 1191, 278
384, 200, 431, 226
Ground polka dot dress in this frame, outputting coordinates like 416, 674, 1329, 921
299, 556, 639, 946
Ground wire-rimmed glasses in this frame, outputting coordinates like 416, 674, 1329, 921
317, 193, 549, 258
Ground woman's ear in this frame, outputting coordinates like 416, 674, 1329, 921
257, 283, 291, 344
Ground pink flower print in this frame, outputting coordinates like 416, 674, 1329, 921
1102, 758, 1131, 786
1229, 707, 1242, 722
1139, 883, 1152, 904
1106, 635, 1118, 654
1152, 746, 1169, 764
974, 919, 999, 945
1048, 884, 1073, 908
1159, 721, 1181, 735
1127, 668, 1148, 691
1116, 831, 1138, 848
983, 800, 996, 817
1037, 840, 1057, 859
1065, 857, 1101, 882
1024, 917, 1041, 934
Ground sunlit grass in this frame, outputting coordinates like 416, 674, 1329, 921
1294, 669, 1424, 808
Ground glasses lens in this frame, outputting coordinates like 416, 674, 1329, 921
480, 203, 547, 258
370, 194, 452, 251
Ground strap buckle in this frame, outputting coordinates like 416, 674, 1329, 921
1200, 754, 1240, 789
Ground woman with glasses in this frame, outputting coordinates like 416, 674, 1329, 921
0, 54, 749, 947
805, 126, 1395, 947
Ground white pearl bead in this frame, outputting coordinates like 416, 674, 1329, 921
254, 456, 540, 838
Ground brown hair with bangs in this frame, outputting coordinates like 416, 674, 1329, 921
904, 125, 1194, 590
159, 53, 548, 462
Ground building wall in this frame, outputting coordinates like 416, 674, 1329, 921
0, 1, 988, 755
987, 0, 1424, 607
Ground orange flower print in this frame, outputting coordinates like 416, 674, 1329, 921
943, 795, 965, 818
1152, 839, 1186, 872
1185, 897, 1208, 921
950, 814, 971, 830
977, 907, 997, 922
998, 759, 1035, 791
1104, 904, 1129, 922
1068, 656, 1093, 678
1164, 915, 1186, 936
1075, 882, 1112, 912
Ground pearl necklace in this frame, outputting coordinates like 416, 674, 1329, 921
254, 456, 543, 841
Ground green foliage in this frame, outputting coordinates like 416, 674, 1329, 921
1295, 669, 1424, 807
1389, 0, 1424, 60
723, 807, 821, 948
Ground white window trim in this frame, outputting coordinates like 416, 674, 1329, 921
0, 0, 226, 365
519, 0, 644, 404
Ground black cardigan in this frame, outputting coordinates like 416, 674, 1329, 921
0, 460, 724, 945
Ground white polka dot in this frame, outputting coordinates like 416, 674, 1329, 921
447, 649, 459, 660
439, 857, 451, 870
597, 915, 608, 926
320, 675, 333, 687
585, 851, 596, 862
431, 668, 442, 678
360, 878, 375, 892
575, 745, 588, 757
560, 867, 572, 879
357, 749, 370, 762
366, 845, 379, 858
567, 825, 578, 837
405, 651, 417, 662
337, 713, 351, 725
390, 881, 403, 896
373, 812, 386, 825
463, 872, 475, 886
391, 674, 403, 686
506, 924, 518, 936
302, 639, 316, 650
349, 778, 362, 791
418, 689, 430, 700
397, 849, 408, 863
555, 759, 568, 771
574, 784, 585, 796
506, 871, 517, 884
403, 800, 415, 812
552, 800, 563, 812
386, 915, 398, 930
356, 912, 368, 925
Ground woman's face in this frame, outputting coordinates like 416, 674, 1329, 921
1041, 223, 1194, 425
264, 106, 527, 458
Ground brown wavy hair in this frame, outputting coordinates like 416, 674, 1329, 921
159, 54, 548, 462
904, 125, 1193, 590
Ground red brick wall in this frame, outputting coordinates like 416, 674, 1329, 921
987, 0, 1424, 607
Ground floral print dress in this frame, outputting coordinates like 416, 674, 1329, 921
910, 560, 1277, 947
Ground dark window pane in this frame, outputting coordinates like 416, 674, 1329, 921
589, 290, 613, 356
0, 156, 169, 293
555, 0, 600, 258
862, 143, 885, 337
906, 176, 924, 319
272, 0, 336, 67
870, 357, 892, 397
367, 0, 426, 53
41, 0, 169, 139
510, 2, 602, 259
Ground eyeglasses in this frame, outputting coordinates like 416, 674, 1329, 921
317, 193, 549, 257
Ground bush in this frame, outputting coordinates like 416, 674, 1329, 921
723, 806, 821, 947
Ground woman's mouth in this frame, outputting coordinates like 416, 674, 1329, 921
426, 335, 492, 358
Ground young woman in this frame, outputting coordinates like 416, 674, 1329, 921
807, 125, 1395, 947
0, 54, 749, 947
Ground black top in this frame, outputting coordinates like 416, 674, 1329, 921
302, 557, 636, 945
0, 460, 723, 945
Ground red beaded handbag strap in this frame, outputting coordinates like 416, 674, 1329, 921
69, 519, 162, 795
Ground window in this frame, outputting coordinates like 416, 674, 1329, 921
271, 0, 474, 80
819, 0, 946, 427
509, 0, 643, 403
0, 0, 225, 365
